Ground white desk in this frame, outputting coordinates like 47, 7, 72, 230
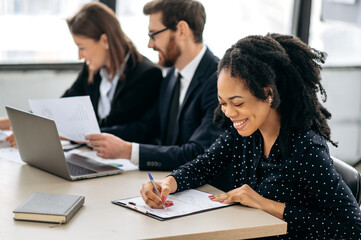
0, 159, 287, 239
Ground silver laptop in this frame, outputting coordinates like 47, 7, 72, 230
6, 106, 123, 180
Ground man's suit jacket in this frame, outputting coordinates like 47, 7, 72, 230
62, 55, 163, 128
103, 48, 223, 171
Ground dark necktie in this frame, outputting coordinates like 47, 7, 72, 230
165, 73, 182, 145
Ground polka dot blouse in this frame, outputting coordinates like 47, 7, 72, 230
170, 127, 361, 239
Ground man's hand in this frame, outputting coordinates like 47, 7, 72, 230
85, 133, 132, 159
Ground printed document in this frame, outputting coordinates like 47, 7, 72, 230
29, 96, 100, 142
70, 149, 138, 171
113, 189, 234, 220
0, 130, 12, 148
0, 147, 23, 164
0, 130, 8, 141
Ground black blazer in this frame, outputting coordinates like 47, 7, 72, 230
103, 48, 223, 171
62, 55, 163, 128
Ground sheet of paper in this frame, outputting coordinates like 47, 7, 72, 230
0, 130, 11, 141
0, 147, 24, 164
0, 131, 7, 141
0, 130, 23, 164
0, 130, 12, 148
70, 149, 139, 171
115, 189, 231, 219
29, 96, 100, 142
0, 141, 11, 148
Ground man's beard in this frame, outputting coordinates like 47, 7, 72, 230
158, 35, 181, 67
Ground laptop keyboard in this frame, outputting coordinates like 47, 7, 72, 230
67, 162, 96, 176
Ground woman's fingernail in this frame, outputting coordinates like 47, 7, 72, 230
219, 200, 224, 203
209, 196, 215, 199
162, 196, 167, 202
165, 201, 174, 207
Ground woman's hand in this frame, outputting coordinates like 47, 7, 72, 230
140, 176, 177, 209
5, 134, 16, 148
209, 184, 285, 219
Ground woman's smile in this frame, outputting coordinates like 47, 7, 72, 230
232, 118, 248, 131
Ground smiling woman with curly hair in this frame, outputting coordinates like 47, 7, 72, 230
140, 33, 361, 239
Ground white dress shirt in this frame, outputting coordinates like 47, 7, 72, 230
98, 69, 120, 120
98, 52, 130, 120
130, 45, 207, 166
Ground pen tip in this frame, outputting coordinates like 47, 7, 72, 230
148, 172, 153, 180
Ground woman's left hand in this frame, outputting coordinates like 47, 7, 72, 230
210, 184, 265, 209
5, 134, 17, 148
210, 184, 285, 219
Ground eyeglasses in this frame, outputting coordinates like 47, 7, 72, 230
148, 24, 176, 41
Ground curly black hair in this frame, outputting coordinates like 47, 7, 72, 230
214, 33, 337, 157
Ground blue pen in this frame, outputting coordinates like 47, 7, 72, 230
148, 172, 166, 209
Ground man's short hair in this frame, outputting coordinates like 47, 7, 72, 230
143, 0, 206, 43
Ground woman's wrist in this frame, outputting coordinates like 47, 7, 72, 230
164, 176, 178, 193
261, 198, 285, 220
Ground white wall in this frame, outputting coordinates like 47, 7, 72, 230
321, 68, 361, 164
0, 70, 77, 116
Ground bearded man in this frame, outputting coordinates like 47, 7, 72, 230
86, 0, 221, 171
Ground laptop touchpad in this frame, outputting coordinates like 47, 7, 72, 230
66, 153, 119, 172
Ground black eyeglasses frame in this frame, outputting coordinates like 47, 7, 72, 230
148, 23, 177, 41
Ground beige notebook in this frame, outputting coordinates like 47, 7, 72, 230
13, 192, 84, 223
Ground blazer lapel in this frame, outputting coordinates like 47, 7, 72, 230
179, 48, 213, 114
91, 73, 102, 119
172, 48, 214, 143
111, 80, 126, 105
111, 56, 133, 104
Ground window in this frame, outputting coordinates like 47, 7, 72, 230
117, 0, 294, 62
0, 0, 294, 64
0, 0, 90, 64
202, 0, 294, 58
309, 0, 361, 66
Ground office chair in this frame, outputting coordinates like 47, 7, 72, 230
332, 156, 361, 205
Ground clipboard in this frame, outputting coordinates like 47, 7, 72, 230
111, 189, 235, 221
